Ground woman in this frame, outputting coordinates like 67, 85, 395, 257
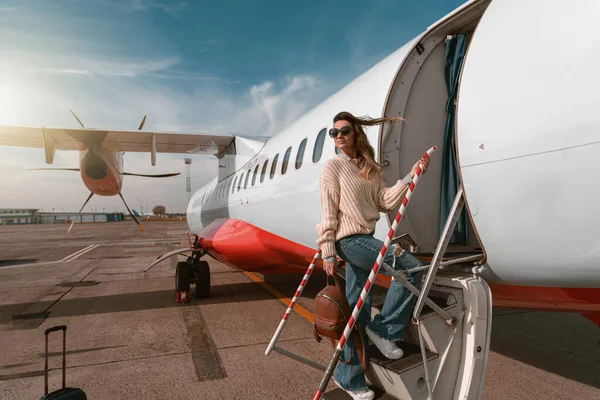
316, 111, 429, 400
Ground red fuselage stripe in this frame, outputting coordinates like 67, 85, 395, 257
196, 218, 600, 313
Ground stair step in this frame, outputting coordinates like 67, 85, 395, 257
367, 342, 437, 375
372, 288, 451, 317
321, 343, 437, 400
322, 386, 398, 400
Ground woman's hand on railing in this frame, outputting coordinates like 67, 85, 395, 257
410, 156, 430, 178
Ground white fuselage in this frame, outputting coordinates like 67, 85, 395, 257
186, 0, 600, 289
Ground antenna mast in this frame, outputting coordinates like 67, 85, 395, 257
184, 158, 192, 207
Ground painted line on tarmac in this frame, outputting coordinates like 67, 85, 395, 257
61, 244, 99, 262
242, 271, 315, 324
0, 245, 99, 270
0, 260, 62, 270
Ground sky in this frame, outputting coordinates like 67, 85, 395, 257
0, 0, 465, 214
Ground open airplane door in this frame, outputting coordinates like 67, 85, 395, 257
456, 0, 600, 286
364, 1, 499, 399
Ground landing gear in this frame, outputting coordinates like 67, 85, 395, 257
193, 260, 210, 298
175, 236, 211, 303
176, 262, 190, 292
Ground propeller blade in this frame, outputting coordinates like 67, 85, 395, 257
29, 168, 80, 171
69, 109, 85, 128
68, 192, 94, 234
118, 192, 145, 232
121, 172, 180, 178
138, 115, 147, 130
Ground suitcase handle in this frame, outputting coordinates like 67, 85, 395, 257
44, 325, 67, 395
45, 325, 67, 335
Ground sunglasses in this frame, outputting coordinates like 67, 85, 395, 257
329, 125, 353, 138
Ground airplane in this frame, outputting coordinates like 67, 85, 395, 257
0, 110, 234, 233
1, 0, 599, 398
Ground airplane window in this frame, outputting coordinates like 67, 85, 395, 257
252, 165, 260, 186
238, 173, 244, 191
244, 169, 250, 189
270, 154, 279, 179
281, 147, 292, 175
260, 159, 268, 183
232, 176, 238, 193
296, 138, 307, 169
313, 128, 326, 162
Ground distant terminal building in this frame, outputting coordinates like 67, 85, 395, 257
0, 209, 40, 225
0, 208, 124, 225
40, 212, 124, 224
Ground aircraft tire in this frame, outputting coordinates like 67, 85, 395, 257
194, 260, 210, 298
176, 262, 190, 293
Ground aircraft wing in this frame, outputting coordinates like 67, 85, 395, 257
0, 126, 235, 154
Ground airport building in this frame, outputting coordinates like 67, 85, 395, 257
39, 212, 124, 224
0, 209, 40, 225
0, 208, 124, 225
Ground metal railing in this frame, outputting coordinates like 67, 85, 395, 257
265, 148, 482, 399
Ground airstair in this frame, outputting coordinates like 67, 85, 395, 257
266, 162, 492, 399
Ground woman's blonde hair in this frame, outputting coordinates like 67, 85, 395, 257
333, 111, 404, 180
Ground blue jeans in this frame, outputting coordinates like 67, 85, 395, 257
332, 233, 423, 391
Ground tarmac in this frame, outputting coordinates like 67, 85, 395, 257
0, 221, 598, 399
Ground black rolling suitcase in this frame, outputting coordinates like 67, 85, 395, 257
40, 325, 87, 400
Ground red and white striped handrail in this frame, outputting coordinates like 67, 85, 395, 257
265, 250, 322, 356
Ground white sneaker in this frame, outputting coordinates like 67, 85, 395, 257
366, 326, 404, 360
333, 378, 375, 400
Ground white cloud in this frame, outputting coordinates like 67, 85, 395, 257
0, 47, 335, 213
116, 0, 188, 17
0, 50, 180, 78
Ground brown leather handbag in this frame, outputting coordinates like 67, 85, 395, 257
313, 273, 367, 372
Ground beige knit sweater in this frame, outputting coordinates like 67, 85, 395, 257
316, 154, 410, 260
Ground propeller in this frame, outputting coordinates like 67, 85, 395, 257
68, 192, 94, 234
28, 168, 179, 178
120, 172, 180, 178
138, 115, 147, 130
29, 168, 80, 171
118, 193, 145, 232
70, 109, 85, 128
